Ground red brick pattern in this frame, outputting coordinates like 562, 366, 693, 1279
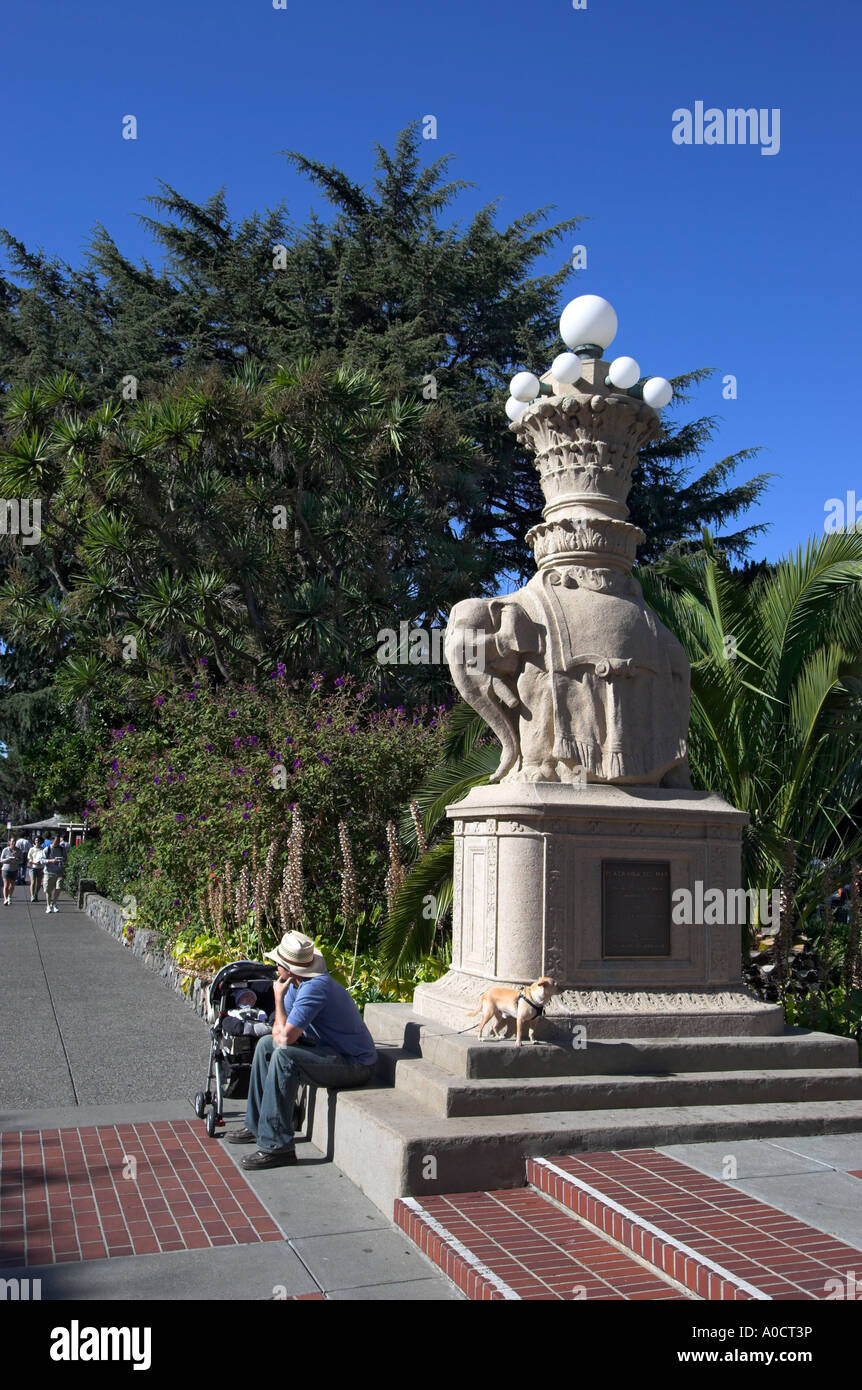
529, 1150, 862, 1301
0, 1121, 283, 1267
395, 1190, 685, 1300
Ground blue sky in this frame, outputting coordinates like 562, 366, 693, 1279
2, 0, 859, 561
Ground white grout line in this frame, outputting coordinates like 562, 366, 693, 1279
532, 1158, 771, 1301
400, 1197, 522, 1300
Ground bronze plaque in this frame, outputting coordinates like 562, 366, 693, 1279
602, 860, 671, 957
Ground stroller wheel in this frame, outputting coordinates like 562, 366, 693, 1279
194, 1092, 206, 1119
205, 1107, 221, 1138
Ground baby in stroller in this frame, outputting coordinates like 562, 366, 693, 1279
195, 961, 279, 1137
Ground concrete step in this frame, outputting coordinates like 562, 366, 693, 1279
391, 1059, 862, 1117
308, 1078, 862, 1218
365, 1003, 860, 1080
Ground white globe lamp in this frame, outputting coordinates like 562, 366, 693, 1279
505, 396, 530, 422
509, 371, 541, 403
642, 376, 673, 408
550, 351, 584, 385
559, 295, 618, 356
607, 356, 641, 389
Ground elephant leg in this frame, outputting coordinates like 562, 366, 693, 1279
514, 667, 558, 782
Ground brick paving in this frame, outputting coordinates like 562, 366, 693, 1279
0, 1120, 283, 1267
395, 1188, 686, 1300
529, 1149, 862, 1301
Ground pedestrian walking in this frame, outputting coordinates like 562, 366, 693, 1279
15, 835, 31, 885
27, 842, 44, 903
1, 838, 20, 904
41, 834, 66, 914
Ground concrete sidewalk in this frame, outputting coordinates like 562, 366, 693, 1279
0, 893, 461, 1300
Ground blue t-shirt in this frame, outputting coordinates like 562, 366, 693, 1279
285, 972, 377, 1065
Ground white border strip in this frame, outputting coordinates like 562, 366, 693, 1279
400, 1197, 522, 1300
533, 1158, 770, 1301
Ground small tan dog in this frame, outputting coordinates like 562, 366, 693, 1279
469, 978, 556, 1045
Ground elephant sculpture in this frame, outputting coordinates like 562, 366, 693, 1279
445, 562, 691, 787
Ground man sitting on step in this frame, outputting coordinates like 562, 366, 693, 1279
229, 931, 377, 1170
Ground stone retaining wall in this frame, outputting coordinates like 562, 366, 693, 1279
83, 892, 213, 1021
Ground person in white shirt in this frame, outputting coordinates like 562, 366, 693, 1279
27, 842, 44, 903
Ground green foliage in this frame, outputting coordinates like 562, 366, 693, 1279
64, 840, 129, 903
0, 359, 491, 710
168, 926, 448, 1011
641, 531, 862, 893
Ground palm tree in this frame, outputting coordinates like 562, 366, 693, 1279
382, 531, 862, 968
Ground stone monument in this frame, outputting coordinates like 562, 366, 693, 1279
414, 296, 783, 1038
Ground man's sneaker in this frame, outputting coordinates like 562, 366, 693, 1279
226, 1127, 257, 1145
240, 1147, 297, 1170
45, 906, 51, 913
51, 905, 59, 913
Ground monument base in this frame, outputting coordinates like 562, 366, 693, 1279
414, 782, 784, 1038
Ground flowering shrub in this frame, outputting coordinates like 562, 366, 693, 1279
85, 673, 446, 951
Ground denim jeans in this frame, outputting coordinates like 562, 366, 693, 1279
245, 1035, 376, 1152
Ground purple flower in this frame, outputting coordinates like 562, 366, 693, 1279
229, 710, 237, 718
199, 657, 208, 666
175, 814, 185, 822
244, 801, 253, 809
226, 803, 233, 811
234, 738, 242, 748
153, 777, 160, 785
205, 743, 214, 752
348, 725, 357, 734
292, 758, 302, 769
242, 812, 250, 820
334, 677, 345, 687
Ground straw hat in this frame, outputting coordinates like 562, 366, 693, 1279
266, 931, 327, 978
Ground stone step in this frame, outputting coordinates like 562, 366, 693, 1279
308, 1080, 862, 1219
365, 1003, 860, 1080
391, 1059, 862, 1117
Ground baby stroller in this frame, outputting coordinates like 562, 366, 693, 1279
194, 960, 278, 1137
